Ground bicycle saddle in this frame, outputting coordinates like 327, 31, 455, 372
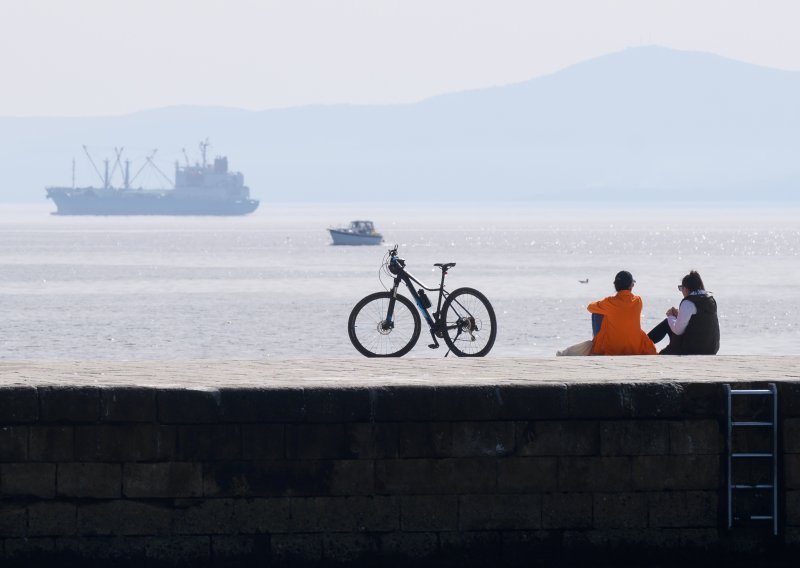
434, 263, 456, 270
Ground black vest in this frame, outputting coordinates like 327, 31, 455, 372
679, 295, 720, 355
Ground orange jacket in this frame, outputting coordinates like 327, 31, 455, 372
587, 290, 657, 355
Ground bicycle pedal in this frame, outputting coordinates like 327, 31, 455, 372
428, 343, 439, 349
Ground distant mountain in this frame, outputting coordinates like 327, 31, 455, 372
2, 46, 799, 204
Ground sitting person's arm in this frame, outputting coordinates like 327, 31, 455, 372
667, 300, 697, 335
587, 297, 612, 314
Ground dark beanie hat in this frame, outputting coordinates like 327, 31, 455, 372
614, 270, 634, 290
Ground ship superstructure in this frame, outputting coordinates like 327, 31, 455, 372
46, 141, 259, 216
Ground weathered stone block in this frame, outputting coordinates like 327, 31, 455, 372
557, 456, 632, 492
568, 383, 625, 418
600, 421, 669, 455
787, 490, 800, 525
158, 388, 221, 423
53, 535, 147, 562
497, 457, 559, 492
435, 386, 504, 421
211, 534, 271, 567
669, 420, 722, 455
303, 388, 371, 423
0, 386, 38, 423
141, 536, 210, 564
100, 388, 157, 422
786, 454, 800, 489
233, 498, 291, 533
345, 423, 374, 459
0, 426, 28, 462
779, 383, 800, 418
439, 531, 503, 567
631, 455, 720, 491
173, 498, 236, 535
784, 419, 800, 453
124, 462, 202, 498
496, 384, 569, 420
75, 424, 176, 462
177, 424, 240, 460
204, 459, 357, 497
322, 532, 378, 563
379, 532, 439, 559
290, 496, 399, 532
328, 459, 375, 495
77, 500, 171, 536
517, 421, 599, 456
0, 502, 28, 537
396, 422, 452, 457
593, 492, 648, 529
58, 463, 121, 498
375, 458, 496, 495
219, 388, 305, 423
4, 536, 56, 559
400, 495, 458, 531
370, 386, 436, 421
29, 426, 73, 462
39, 387, 101, 423
648, 491, 719, 528
373, 422, 400, 458
543, 492, 592, 529
459, 494, 541, 530
680, 383, 726, 418
285, 423, 346, 459
28, 502, 77, 536
271, 533, 322, 564
1, 463, 56, 498
622, 383, 683, 418
450, 421, 515, 457
241, 424, 284, 459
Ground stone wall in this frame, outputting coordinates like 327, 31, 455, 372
1, 378, 798, 566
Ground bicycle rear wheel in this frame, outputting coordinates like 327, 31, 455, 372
441, 287, 497, 357
348, 292, 421, 357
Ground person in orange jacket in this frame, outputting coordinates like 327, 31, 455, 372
557, 270, 656, 356
587, 270, 656, 355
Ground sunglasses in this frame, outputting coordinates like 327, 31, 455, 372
678, 285, 685, 291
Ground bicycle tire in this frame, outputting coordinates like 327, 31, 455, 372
348, 292, 421, 357
441, 287, 497, 357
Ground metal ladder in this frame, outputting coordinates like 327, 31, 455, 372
725, 383, 778, 535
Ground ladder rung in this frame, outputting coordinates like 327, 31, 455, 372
732, 421, 773, 427
750, 516, 774, 520
730, 389, 773, 395
733, 484, 774, 490
732, 453, 773, 458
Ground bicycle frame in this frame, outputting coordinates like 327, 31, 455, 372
386, 252, 451, 347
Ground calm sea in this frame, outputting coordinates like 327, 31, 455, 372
1, 204, 798, 359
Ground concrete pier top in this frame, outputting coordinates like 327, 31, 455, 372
1, 356, 798, 388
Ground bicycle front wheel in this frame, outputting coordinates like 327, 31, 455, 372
441, 287, 497, 357
348, 292, 421, 357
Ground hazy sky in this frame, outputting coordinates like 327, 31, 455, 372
2, 0, 800, 117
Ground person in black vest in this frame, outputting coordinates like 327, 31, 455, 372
648, 270, 720, 355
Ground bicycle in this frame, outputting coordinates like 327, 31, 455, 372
347, 245, 497, 357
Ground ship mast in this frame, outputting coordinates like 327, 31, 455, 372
199, 139, 210, 168
71, 158, 75, 188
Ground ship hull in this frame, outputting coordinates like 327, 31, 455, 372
47, 189, 259, 216
328, 229, 383, 246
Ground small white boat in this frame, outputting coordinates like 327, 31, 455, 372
328, 220, 383, 246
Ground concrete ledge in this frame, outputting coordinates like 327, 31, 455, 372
1, 357, 799, 566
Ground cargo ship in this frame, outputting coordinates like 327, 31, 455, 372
46, 142, 259, 216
